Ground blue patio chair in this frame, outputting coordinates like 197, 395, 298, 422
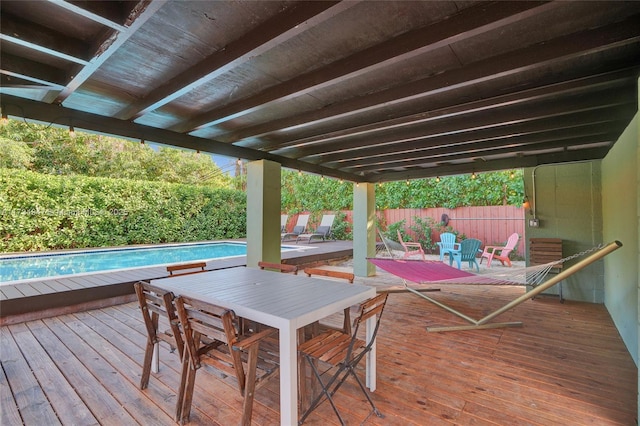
437, 232, 459, 261
449, 238, 482, 272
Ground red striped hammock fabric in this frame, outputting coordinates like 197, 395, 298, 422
367, 258, 522, 285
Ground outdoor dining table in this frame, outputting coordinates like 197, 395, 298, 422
151, 266, 377, 426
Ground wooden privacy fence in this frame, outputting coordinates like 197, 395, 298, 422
382, 206, 526, 257
286, 206, 526, 258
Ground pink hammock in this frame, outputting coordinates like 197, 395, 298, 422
368, 258, 500, 285
366, 241, 622, 332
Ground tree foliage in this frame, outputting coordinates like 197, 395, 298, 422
0, 119, 232, 187
280, 170, 524, 212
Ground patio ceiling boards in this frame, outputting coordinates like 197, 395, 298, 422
1, 0, 639, 183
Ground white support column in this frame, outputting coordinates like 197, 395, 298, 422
246, 160, 281, 268
353, 182, 376, 277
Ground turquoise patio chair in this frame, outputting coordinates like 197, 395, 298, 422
449, 238, 482, 272
437, 232, 459, 261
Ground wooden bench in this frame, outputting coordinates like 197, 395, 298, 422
302, 267, 354, 283
166, 262, 207, 277
257, 261, 298, 274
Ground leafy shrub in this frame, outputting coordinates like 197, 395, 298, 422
0, 169, 246, 252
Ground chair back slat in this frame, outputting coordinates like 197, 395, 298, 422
351, 293, 388, 345
303, 267, 355, 335
187, 317, 230, 345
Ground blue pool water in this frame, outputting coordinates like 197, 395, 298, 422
0, 242, 292, 283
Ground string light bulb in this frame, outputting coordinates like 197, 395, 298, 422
0, 107, 7, 125
435, 176, 441, 183
471, 172, 476, 179
321, 175, 324, 181
406, 179, 410, 185
298, 169, 302, 176
509, 171, 515, 179
68, 125, 75, 138
523, 196, 532, 215
140, 138, 145, 145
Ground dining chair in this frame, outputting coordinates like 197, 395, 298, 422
174, 295, 279, 425
303, 267, 355, 335
298, 292, 388, 425
134, 281, 184, 390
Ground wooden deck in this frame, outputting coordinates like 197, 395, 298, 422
1, 283, 636, 425
0, 240, 354, 324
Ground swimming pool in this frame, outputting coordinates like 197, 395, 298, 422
0, 241, 300, 284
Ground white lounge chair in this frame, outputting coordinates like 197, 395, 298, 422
296, 214, 335, 243
282, 214, 309, 241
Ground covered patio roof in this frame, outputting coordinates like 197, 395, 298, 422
1, 1, 639, 182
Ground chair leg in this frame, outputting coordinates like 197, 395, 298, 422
344, 365, 384, 418
241, 347, 260, 426
175, 352, 189, 422
299, 355, 346, 425
140, 338, 155, 389
178, 358, 197, 424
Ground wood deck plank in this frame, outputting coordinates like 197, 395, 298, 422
68, 310, 186, 423
52, 313, 176, 425
0, 333, 23, 426
36, 316, 147, 425
35, 279, 75, 292
0, 327, 61, 425
10, 322, 99, 425
7, 283, 41, 297
24, 281, 59, 295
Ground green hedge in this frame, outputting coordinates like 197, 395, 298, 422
0, 169, 246, 252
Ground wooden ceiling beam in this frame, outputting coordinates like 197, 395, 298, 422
0, 94, 358, 182
180, 1, 558, 132
340, 126, 624, 173
295, 88, 636, 161
0, 53, 68, 89
223, 15, 640, 145
118, 1, 348, 121
48, 0, 131, 30
53, 0, 166, 104
246, 67, 639, 151
373, 147, 611, 182
0, 13, 90, 65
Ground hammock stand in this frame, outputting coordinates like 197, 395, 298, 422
370, 240, 622, 332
